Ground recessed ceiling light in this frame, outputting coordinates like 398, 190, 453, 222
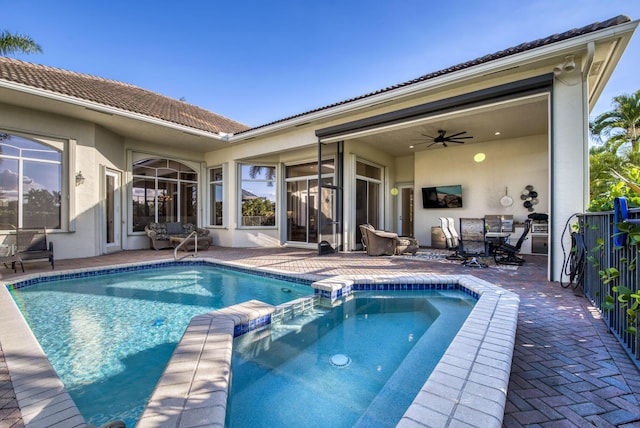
409, 145, 415, 149
494, 131, 501, 136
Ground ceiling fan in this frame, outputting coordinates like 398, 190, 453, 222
413, 129, 473, 148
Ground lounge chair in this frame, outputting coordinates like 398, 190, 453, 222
16, 227, 54, 269
359, 224, 419, 256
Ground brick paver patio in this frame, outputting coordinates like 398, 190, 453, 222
1, 247, 639, 427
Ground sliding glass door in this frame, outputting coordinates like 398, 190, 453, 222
355, 160, 382, 249
285, 160, 334, 244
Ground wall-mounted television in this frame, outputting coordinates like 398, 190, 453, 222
422, 185, 463, 209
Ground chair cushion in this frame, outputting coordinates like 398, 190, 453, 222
165, 222, 183, 235
148, 222, 166, 234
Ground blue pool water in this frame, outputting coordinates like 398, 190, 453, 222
9, 264, 312, 427
228, 290, 476, 427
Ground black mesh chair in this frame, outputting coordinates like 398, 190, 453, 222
459, 218, 488, 268
494, 219, 531, 265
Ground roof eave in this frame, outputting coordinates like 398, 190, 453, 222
0, 79, 228, 141
228, 19, 638, 143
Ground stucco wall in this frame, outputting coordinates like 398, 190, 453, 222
413, 135, 548, 246
0, 104, 103, 260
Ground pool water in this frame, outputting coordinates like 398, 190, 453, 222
228, 290, 476, 427
9, 265, 312, 427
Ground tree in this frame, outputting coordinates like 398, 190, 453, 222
590, 90, 640, 155
589, 145, 628, 210
0, 30, 41, 160
0, 30, 42, 55
248, 166, 276, 185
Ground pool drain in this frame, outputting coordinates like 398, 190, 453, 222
330, 354, 351, 368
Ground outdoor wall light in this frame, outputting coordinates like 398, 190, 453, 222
553, 55, 576, 76
75, 171, 85, 185
563, 55, 576, 72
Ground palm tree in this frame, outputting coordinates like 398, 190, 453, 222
0, 30, 42, 55
590, 90, 640, 155
0, 29, 41, 159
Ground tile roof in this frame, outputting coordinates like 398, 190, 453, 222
0, 57, 249, 135
241, 14, 631, 134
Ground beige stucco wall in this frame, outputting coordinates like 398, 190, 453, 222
413, 135, 549, 247
0, 103, 105, 260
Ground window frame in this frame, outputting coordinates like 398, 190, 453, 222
0, 131, 69, 232
208, 164, 225, 228
237, 163, 278, 229
129, 153, 201, 234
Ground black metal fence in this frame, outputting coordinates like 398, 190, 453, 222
579, 208, 640, 367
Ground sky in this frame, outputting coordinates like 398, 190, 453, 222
2, 0, 640, 127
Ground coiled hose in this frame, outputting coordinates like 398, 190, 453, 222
560, 213, 586, 289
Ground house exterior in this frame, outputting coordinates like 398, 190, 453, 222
0, 15, 637, 281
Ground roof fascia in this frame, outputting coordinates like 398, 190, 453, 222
229, 20, 638, 143
587, 21, 637, 108
0, 80, 227, 141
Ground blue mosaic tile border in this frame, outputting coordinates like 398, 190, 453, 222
6, 260, 314, 290
315, 285, 353, 301
233, 314, 272, 338
351, 283, 479, 299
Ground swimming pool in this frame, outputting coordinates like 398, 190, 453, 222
1, 261, 520, 427
8, 263, 313, 427
228, 291, 476, 427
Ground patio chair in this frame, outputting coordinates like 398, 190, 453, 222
359, 224, 397, 256
494, 219, 531, 265
459, 218, 488, 268
16, 227, 54, 269
360, 224, 418, 256
439, 217, 466, 260
0, 244, 23, 273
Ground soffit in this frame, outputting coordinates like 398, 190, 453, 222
351, 95, 549, 157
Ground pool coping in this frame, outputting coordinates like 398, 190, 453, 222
1, 257, 519, 428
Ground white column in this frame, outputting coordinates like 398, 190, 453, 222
550, 71, 588, 282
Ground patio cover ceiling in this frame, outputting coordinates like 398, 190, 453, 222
315, 75, 553, 157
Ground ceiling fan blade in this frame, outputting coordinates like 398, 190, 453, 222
442, 142, 448, 147
427, 141, 438, 148
446, 131, 468, 139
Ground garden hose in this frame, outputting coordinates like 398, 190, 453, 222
560, 213, 586, 289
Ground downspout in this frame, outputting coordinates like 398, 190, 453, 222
582, 42, 595, 211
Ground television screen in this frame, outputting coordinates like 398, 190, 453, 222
422, 185, 463, 208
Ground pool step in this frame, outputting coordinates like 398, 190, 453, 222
271, 295, 320, 324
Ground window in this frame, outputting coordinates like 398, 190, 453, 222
131, 158, 198, 232
240, 164, 276, 227
209, 167, 223, 226
0, 133, 62, 230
